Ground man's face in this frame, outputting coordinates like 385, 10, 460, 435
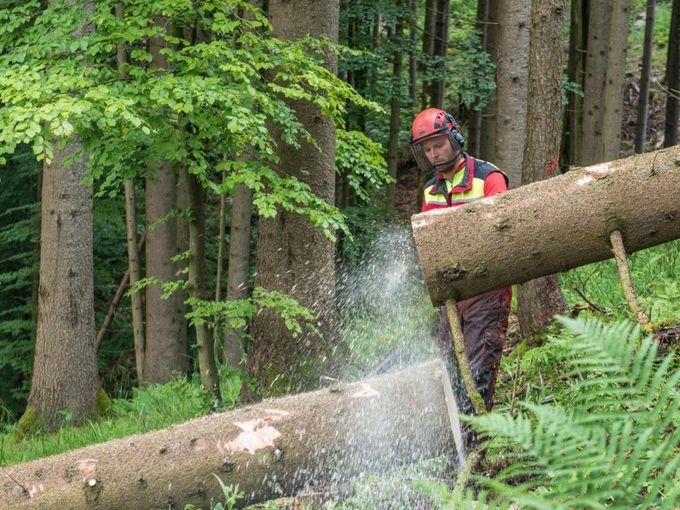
420, 134, 458, 166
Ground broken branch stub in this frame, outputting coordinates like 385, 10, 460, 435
411, 146, 680, 305
1, 360, 458, 510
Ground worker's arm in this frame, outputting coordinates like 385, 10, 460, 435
483, 172, 508, 196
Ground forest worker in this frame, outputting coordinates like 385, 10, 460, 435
410, 107, 512, 420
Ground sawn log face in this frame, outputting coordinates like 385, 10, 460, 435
411, 146, 680, 305
1, 360, 456, 509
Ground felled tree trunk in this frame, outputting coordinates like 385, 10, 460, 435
1, 361, 460, 510
412, 146, 680, 306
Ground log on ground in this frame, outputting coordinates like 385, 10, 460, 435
411, 146, 680, 305
0, 360, 457, 509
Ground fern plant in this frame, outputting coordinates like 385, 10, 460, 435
467, 316, 680, 509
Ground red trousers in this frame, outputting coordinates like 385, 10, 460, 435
437, 287, 512, 414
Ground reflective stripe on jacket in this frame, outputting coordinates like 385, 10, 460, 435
421, 155, 508, 211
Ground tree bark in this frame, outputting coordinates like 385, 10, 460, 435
411, 145, 680, 306
124, 179, 145, 381
143, 27, 187, 384
421, 0, 437, 109
27, 138, 100, 431
635, 0, 656, 154
493, 0, 531, 188
664, 0, 680, 147
428, 0, 450, 108
385, 5, 404, 210
408, 0, 418, 108
479, 1, 499, 162
579, 0, 631, 165
1, 361, 458, 510
562, 0, 588, 167
116, 7, 146, 381
516, 0, 568, 338
466, 0, 490, 157
183, 168, 221, 400
24, 0, 100, 432
223, 184, 252, 368
249, 0, 342, 394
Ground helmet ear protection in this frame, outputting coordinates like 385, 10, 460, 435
444, 113, 465, 150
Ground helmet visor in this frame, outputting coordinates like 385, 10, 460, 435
410, 133, 460, 173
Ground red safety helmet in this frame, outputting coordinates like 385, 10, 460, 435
409, 108, 465, 172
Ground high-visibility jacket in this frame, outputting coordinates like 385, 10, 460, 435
421, 154, 511, 420
421, 155, 509, 211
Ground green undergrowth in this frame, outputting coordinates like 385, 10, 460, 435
0, 367, 243, 466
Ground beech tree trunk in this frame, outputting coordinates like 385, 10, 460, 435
516, 0, 568, 338
385, 5, 404, 210
664, 0, 680, 147
421, 0, 437, 109
143, 28, 187, 384
429, 0, 450, 108
635, 0, 656, 154
411, 145, 680, 305
562, 0, 588, 167
408, 0, 418, 108
116, 7, 146, 380
223, 183, 252, 367
1, 361, 459, 510
183, 168, 221, 399
466, 0, 490, 157
479, 1, 499, 162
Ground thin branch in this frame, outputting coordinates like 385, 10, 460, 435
444, 299, 487, 415
95, 233, 145, 350
609, 230, 652, 331
571, 283, 608, 313
2, 467, 28, 497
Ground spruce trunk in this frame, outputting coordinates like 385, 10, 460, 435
1, 361, 458, 510
411, 146, 680, 305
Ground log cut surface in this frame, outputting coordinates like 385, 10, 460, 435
1, 360, 457, 509
412, 146, 680, 305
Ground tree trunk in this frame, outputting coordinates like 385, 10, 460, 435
516, 0, 568, 338
421, 0, 437, 109
143, 28, 187, 384
466, 0, 490, 157
26, 138, 100, 431
562, 0, 588, 167
124, 179, 145, 381
223, 185, 253, 367
635, 0, 656, 154
429, 0, 450, 108
385, 6, 404, 210
1, 360, 459, 510
664, 0, 680, 147
23, 0, 100, 432
249, 0, 342, 394
116, 6, 146, 380
408, 0, 418, 108
411, 145, 680, 305
493, 0, 531, 188
579, 0, 631, 165
183, 168, 221, 400
479, 1, 499, 162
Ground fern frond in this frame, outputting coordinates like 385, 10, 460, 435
470, 316, 680, 509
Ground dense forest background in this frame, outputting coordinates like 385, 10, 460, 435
0, 0, 679, 508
